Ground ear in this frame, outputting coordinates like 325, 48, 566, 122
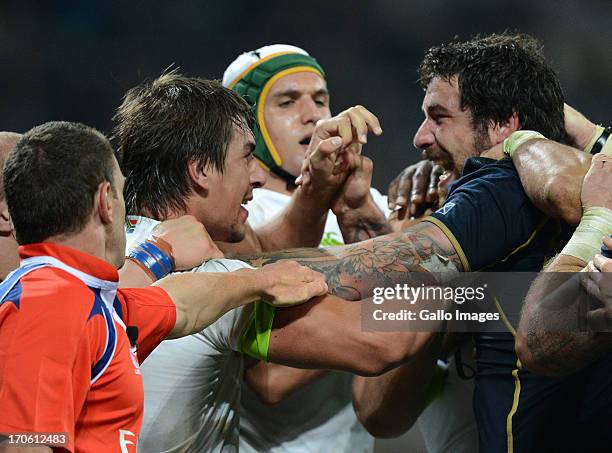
0, 202, 11, 235
490, 111, 520, 144
95, 181, 114, 225
187, 159, 210, 192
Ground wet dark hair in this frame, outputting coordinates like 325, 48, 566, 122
418, 32, 565, 141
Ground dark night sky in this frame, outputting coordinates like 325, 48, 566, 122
2, 0, 610, 191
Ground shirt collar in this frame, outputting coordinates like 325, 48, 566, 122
18, 242, 119, 282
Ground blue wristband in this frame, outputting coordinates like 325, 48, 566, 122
140, 241, 174, 274
128, 241, 173, 280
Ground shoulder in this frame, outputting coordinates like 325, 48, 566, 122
20, 267, 96, 321
446, 157, 524, 202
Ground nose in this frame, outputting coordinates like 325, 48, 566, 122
300, 98, 326, 125
413, 118, 435, 150
250, 159, 267, 189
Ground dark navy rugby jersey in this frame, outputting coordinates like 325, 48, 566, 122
426, 156, 551, 273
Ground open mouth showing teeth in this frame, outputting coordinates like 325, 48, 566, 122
241, 197, 252, 205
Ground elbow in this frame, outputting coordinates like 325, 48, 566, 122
355, 409, 416, 438
252, 388, 285, 406
353, 395, 417, 438
354, 334, 422, 377
515, 334, 537, 371
245, 377, 286, 406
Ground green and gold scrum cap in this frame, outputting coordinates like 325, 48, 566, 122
222, 44, 325, 185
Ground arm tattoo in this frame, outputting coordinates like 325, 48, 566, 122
343, 218, 393, 244
239, 221, 463, 300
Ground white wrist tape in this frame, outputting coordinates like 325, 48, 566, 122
503, 131, 546, 157
561, 206, 612, 263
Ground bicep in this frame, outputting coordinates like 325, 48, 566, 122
513, 141, 590, 225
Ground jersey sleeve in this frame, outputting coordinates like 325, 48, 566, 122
116, 286, 176, 363
0, 278, 97, 452
426, 159, 547, 271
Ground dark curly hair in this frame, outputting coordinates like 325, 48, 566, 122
418, 32, 565, 142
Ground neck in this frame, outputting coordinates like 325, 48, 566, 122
264, 172, 295, 196
44, 223, 108, 263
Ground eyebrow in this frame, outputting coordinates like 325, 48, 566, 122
272, 88, 330, 99
425, 103, 452, 116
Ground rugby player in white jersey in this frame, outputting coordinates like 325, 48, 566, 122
222, 44, 391, 453
114, 73, 437, 452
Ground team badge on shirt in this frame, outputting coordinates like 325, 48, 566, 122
436, 202, 456, 216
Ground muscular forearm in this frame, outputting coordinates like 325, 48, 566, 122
516, 254, 612, 375
512, 139, 591, 226
352, 336, 440, 437
240, 221, 462, 301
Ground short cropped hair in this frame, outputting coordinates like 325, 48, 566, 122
418, 32, 565, 141
112, 71, 254, 219
4, 121, 116, 244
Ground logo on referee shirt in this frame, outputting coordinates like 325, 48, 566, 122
436, 202, 456, 216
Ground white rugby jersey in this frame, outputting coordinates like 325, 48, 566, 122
126, 216, 274, 453
239, 188, 390, 453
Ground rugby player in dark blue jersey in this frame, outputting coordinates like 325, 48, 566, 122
241, 33, 612, 452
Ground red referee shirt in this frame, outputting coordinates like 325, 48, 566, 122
0, 243, 176, 452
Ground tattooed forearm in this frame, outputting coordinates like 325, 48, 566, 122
238, 221, 463, 300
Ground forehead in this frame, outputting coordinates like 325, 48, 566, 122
269, 71, 327, 95
422, 76, 462, 111
227, 124, 255, 153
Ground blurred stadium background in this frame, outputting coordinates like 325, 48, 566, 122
1, 0, 610, 193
